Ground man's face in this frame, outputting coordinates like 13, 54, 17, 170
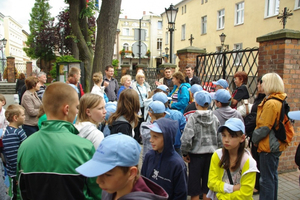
164, 69, 172, 79
105, 67, 114, 78
38, 75, 47, 84
185, 67, 194, 78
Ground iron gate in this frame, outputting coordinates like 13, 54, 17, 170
195, 47, 259, 98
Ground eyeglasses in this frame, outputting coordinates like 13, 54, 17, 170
259, 80, 263, 84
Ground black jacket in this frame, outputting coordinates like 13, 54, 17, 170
185, 76, 200, 86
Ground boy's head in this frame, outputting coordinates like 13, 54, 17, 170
156, 85, 170, 94
189, 84, 203, 100
43, 82, 79, 122
76, 133, 141, 194
194, 91, 212, 109
0, 94, 6, 109
213, 89, 231, 108
69, 67, 81, 81
5, 104, 25, 125
152, 92, 169, 108
148, 101, 168, 120
213, 79, 229, 91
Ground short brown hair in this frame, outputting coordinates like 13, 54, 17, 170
105, 65, 114, 71
25, 76, 39, 90
186, 65, 195, 70
18, 73, 25, 80
69, 67, 80, 78
93, 72, 103, 84
5, 104, 24, 122
234, 71, 248, 84
172, 71, 185, 84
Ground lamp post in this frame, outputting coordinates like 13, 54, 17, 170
0, 38, 7, 81
165, 4, 178, 64
165, 47, 169, 62
219, 33, 226, 79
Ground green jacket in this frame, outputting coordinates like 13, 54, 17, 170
17, 120, 102, 200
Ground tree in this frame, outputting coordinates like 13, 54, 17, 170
24, 0, 56, 73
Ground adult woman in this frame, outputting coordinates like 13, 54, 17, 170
231, 71, 249, 109
117, 74, 132, 100
252, 73, 288, 200
21, 76, 42, 136
169, 71, 191, 113
16, 73, 25, 104
91, 72, 109, 102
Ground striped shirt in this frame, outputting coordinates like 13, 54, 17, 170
2, 126, 27, 177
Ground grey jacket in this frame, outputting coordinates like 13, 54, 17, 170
213, 106, 244, 126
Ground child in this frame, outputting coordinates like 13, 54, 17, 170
181, 90, 221, 200
76, 133, 168, 199
91, 72, 109, 103
75, 93, 106, 149
108, 89, 140, 137
213, 89, 244, 125
207, 118, 259, 200
142, 117, 188, 200
183, 84, 203, 120
212, 78, 229, 91
99, 102, 117, 137
17, 82, 101, 199
0, 94, 9, 134
140, 101, 168, 160
2, 104, 27, 200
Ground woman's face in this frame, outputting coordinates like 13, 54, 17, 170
124, 77, 132, 88
87, 100, 107, 124
137, 76, 145, 85
257, 80, 264, 94
234, 77, 243, 87
35, 82, 41, 91
172, 77, 180, 86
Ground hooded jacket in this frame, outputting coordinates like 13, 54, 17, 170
181, 110, 221, 155
252, 93, 289, 153
213, 106, 244, 126
17, 120, 101, 200
141, 118, 188, 200
102, 176, 168, 200
109, 116, 133, 137
169, 83, 191, 113
75, 121, 104, 149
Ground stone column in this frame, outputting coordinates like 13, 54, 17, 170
257, 29, 300, 172
177, 46, 206, 73
6, 57, 15, 83
120, 64, 130, 76
26, 62, 32, 77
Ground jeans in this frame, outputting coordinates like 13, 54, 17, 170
259, 151, 282, 200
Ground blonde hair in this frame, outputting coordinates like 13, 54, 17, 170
5, 104, 24, 122
135, 73, 145, 81
69, 67, 80, 77
93, 72, 103, 84
262, 73, 284, 95
77, 93, 104, 124
120, 75, 131, 85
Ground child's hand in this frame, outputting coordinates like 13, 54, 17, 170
182, 155, 190, 163
233, 184, 240, 191
155, 81, 161, 86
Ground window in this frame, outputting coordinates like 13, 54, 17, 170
235, 2, 244, 25
158, 21, 162, 29
201, 16, 207, 34
165, 32, 169, 45
181, 24, 186, 40
157, 38, 162, 50
265, 0, 280, 17
233, 43, 243, 65
123, 43, 129, 51
217, 9, 225, 30
201, 0, 204, 4
296, 0, 300, 9
122, 28, 129, 36
182, 5, 186, 14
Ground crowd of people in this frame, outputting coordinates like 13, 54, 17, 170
0, 64, 295, 200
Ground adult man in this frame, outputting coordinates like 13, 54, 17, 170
185, 65, 200, 86
36, 72, 47, 100
102, 65, 119, 101
17, 82, 101, 199
157, 67, 174, 91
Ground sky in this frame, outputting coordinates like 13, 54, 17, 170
0, 0, 182, 33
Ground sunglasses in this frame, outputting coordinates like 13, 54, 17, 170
259, 79, 263, 84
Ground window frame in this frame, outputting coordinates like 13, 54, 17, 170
122, 28, 130, 36
157, 38, 162, 50
233, 43, 243, 66
181, 24, 186, 40
265, 0, 280, 18
158, 21, 162, 30
235, 1, 244, 25
201, 16, 207, 34
217, 9, 225, 30
295, 0, 300, 9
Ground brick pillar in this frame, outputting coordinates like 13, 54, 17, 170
177, 46, 206, 73
257, 29, 300, 172
26, 62, 32, 77
6, 57, 15, 83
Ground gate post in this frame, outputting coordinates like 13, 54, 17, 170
257, 29, 300, 172
177, 46, 206, 74
26, 61, 32, 77
6, 56, 16, 83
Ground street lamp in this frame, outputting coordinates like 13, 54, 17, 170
165, 4, 178, 64
219, 33, 226, 50
0, 38, 7, 81
219, 33, 226, 79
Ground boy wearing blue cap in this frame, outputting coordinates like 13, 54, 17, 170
207, 118, 258, 200
184, 84, 203, 120
142, 118, 188, 200
212, 79, 229, 91
212, 89, 244, 126
181, 90, 221, 200
76, 133, 168, 200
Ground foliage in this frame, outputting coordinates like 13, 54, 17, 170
146, 50, 151, 56
49, 64, 57, 80
112, 59, 119, 67
49, 55, 81, 79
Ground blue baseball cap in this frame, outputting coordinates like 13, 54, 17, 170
213, 79, 229, 89
153, 92, 169, 103
194, 91, 212, 107
143, 122, 162, 133
213, 89, 231, 103
218, 118, 245, 134
288, 111, 300, 120
75, 133, 141, 177
105, 102, 117, 121
189, 84, 203, 94
149, 101, 169, 114
157, 85, 170, 93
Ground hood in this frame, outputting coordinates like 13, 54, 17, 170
155, 118, 178, 157
74, 122, 97, 138
192, 110, 216, 128
215, 107, 240, 120
267, 92, 287, 101
179, 82, 191, 90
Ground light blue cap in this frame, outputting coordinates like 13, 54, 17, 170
157, 85, 169, 93
153, 92, 169, 103
213, 89, 231, 103
76, 133, 141, 177
105, 102, 117, 121
218, 118, 245, 134
213, 79, 229, 89
288, 111, 300, 120
144, 122, 162, 133
189, 84, 203, 94
194, 90, 212, 107
149, 101, 169, 114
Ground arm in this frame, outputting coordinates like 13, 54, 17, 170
180, 116, 195, 155
114, 79, 119, 96
18, 129, 27, 142
171, 86, 190, 111
172, 167, 188, 200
